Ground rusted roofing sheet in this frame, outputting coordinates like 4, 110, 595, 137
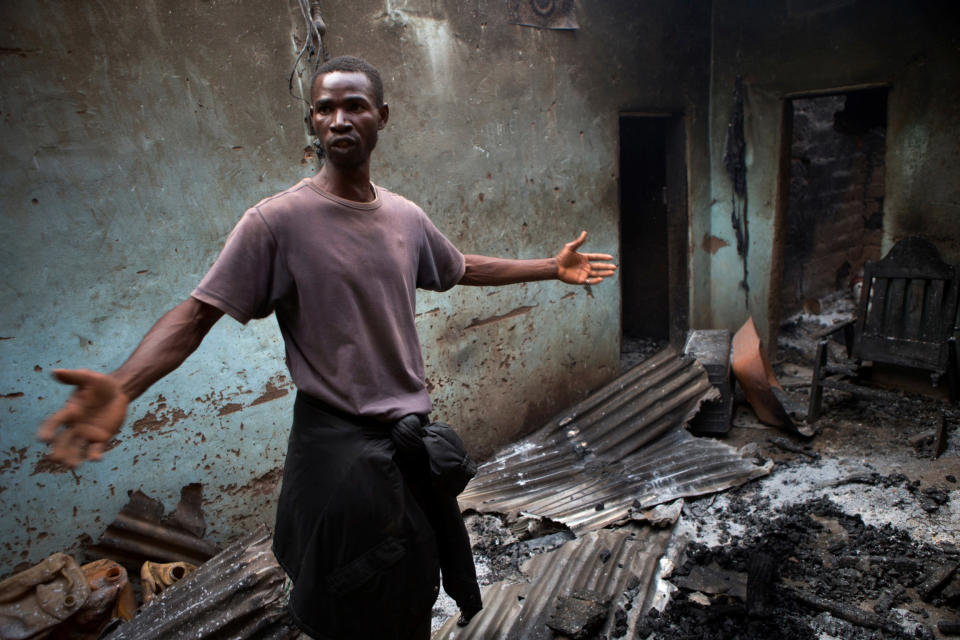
434, 526, 674, 639
86, 486, 220, 570
460, 347, 771, 532
103, 525, 300, 640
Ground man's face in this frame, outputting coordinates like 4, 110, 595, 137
310, 71, 388, 169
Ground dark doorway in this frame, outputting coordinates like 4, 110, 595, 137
619, 114, 688, 367
779, 87, 888, 318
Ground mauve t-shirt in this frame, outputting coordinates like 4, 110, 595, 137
192, 178, 465, 422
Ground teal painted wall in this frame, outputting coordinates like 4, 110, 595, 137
0, 0, 711, 572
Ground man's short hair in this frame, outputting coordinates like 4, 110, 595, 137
310, 56, 385, 107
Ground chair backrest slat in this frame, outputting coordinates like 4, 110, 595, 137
853, 237, 959, 374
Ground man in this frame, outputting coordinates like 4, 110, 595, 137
38, 56, 616, 639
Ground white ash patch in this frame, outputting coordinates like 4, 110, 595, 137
678, 454, 959, 551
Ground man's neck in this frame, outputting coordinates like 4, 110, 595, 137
312, 164, 375, 203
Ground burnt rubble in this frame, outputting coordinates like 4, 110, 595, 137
437, 294, 958, 638
7, 294, 956, 638
639, 497, 960, 639
101, 525, 300, 640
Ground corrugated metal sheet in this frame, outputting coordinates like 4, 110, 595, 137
85, 488, 220, 570
460, 347, 771, 533
103, 525, 301, 639
434, 527, 674, 639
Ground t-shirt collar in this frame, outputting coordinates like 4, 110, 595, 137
305, 177, 382, 211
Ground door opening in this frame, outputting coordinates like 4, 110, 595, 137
778, 87, 888, 320
619, 114, 688, 370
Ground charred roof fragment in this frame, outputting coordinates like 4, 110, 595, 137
460, 346, 771, 533
434, 527, 674, 639
85, 485, 220, 571
102, 525, 299, 640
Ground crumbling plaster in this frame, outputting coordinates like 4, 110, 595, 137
705, 0, 960, 347
0, 0, 711, 571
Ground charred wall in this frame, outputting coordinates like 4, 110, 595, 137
0, 1, 711, 573
781, 91, 886, 316
704, 0, 960, 346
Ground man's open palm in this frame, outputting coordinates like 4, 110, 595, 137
555, 231, 617, 285
37, 369, 129, 467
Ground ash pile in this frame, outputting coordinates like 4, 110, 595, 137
433, 292, 959, 639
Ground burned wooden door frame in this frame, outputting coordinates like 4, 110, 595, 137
769, 83, 890, 353
618, 112, 690, 349
768, 97, 794, 357
665, 114, 690, 348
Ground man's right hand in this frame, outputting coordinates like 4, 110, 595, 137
37, 369, 129, 467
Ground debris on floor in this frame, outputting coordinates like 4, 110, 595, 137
434, 291, 958, 638
647, 495, 959, 639
0, 553, 91, 639
102, 525, 300, 640
140, 561, 196, 604
0, 485, 297, 640
85, 484, 220, 570
459, 346, 771, 534
732, 316, 813, 437
434, 526, 675, 639
683, 329, 734, 436
5, 291, 956, 639
0, 555, 136, 640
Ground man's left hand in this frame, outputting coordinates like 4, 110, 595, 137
556, 231, 618, 285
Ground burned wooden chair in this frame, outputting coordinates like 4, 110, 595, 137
808, 236, 960, 421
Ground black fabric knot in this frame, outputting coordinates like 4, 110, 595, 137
390, 414, 426, 456
422, 422, 478, 496
390, 416, 478, 496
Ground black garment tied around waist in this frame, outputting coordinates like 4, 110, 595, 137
272, 392, 481, 640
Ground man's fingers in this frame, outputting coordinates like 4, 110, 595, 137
566, 230, 588, 250
37, 405, 81, 441
588, 262, 617, 271
50, 424, 110, 467
87, 442, 106, 461
586, 264, 617, 275
49, 429, 86, 467
583, 253, 614, 262
52, 368, 97, 386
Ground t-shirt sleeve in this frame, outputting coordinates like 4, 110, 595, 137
416, 211, 465, 291
192, 208, 286, 323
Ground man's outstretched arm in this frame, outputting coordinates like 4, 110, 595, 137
459, 231, 617, 286
37, 297, 224, 467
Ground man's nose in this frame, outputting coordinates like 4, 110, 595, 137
331, 109, 351, 130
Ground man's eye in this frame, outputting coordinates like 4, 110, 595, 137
316, 106, 332, 115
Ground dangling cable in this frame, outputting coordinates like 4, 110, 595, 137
287, 0, 330, 164
288, 0, 329, 106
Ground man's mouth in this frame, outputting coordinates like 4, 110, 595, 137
329, 138, 355, 149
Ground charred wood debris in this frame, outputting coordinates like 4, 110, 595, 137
2, 297, 958, 639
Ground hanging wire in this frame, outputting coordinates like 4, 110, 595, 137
287, 0, 330, 164
288, 0, 328, 107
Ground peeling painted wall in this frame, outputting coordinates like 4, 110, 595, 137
0, 1, 711, 572
704, 0, 960, 346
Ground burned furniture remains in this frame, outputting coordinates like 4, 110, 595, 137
808, 236, 960, 420
683, 329, 733, 435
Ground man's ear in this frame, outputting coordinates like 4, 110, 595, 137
378, 104, 389, 130
306, 107, 317, 136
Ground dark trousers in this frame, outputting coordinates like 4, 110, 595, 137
273, 392, 479, 640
